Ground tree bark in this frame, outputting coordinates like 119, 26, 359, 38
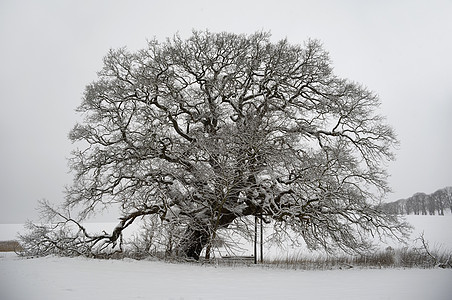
179, 213, 238, 260
178, 225, 210, 260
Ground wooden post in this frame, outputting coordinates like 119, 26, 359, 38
260, 216, 263, 263
254, 215, 257, 264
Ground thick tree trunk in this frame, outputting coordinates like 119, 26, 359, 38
178, 225, 210, 260
178, 214, 237, 260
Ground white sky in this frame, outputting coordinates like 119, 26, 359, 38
1, 0, 451, 223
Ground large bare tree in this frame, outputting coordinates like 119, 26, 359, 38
21, 31, 408, 260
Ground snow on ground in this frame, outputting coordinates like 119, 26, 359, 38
0, 215, 451, 300
1, 252, 451, 300
404, 214, 452, 250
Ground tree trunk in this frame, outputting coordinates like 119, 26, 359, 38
178, 214, 238, 260
178, 225, 210, 260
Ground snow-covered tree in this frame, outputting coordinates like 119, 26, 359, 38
22, 31, 409, 260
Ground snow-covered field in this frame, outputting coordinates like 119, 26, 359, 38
1, 215, 451, 300
0, 252, 451, 300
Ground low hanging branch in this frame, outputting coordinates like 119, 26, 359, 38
18, 200, 165, 258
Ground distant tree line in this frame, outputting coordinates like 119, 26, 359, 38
378, 187, 452, 215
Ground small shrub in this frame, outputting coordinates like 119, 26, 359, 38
0, 240, 23, 252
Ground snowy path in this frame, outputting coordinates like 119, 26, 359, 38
1, 253, 450, 300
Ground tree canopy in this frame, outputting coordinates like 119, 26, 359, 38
21, 31, 409, 260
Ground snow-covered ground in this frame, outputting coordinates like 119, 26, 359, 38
1, 215, 451, 299
0, 251, 451, 300
403, 214, 452, 249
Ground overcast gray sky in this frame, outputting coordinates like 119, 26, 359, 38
1, 0, 451, 223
